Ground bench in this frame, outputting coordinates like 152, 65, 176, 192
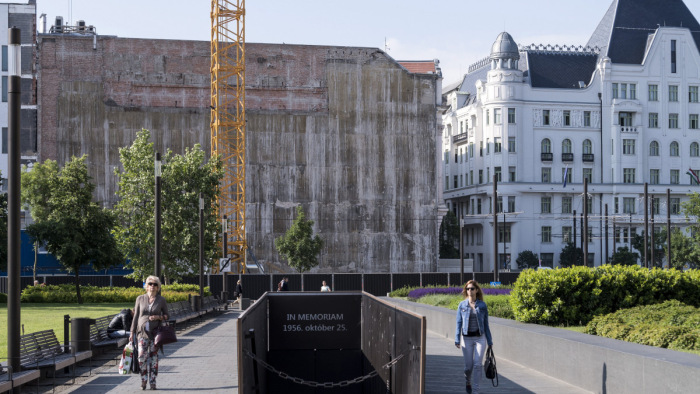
19, 329, 92, 388
90, 315, 129, 351
0, 365, 40, 393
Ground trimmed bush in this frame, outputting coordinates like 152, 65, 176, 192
510, 266, 700, 326
20, 284, 212, 303
408, 287, 511, 300
389, 286, 418, 298
585, 300, 700, 351
0, 293, 6, 303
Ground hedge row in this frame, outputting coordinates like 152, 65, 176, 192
585, 300, 700, 351
510, 266, 700, 326
19, 284, 212, 303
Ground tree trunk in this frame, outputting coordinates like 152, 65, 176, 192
75, 270, 83, 304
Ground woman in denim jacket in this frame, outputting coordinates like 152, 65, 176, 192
454, 280, 493, 394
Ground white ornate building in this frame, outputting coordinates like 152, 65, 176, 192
441, 0, 700, 269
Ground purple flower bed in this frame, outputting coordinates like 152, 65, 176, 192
408, 287, 511, 299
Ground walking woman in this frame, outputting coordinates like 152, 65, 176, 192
130, 275, 169, 390
454, 280, 493, 394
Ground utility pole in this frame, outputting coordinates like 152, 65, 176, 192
604, 204, 609, 264
198, 193, 205, 309
644, 183, 648, 268
651, 197, 655, 267
459, 218, 464, 285
155, 152, 162, 280
573, 210, 577, 248
583, 179, 588, 266
222, 215, 228, 301
666, 189, 671, 269
493, 175, 498, 282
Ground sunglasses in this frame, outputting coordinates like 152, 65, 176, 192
147, 283, 159, 287
466, 287, 477, 291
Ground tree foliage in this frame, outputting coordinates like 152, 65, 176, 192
113, 129, 224, 282
516, 250, 539, 269
439, 211, 460, 258
21, 156, 123, 303
0, 191, 6, 272
631, 230, 666, 268
275, 206, 324, 273
559, 242, 583, 268
664, 228, 699, 270
610, 246, 638, 266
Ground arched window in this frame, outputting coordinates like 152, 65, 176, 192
562, 139, 572, 153
582, 139, 592, 154
670, 141, 680, 156
541, 138, 551, 153
649, 141, 659, 156
691, 142, 699, 157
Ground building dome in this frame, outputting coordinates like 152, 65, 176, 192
489, 32, 520, 61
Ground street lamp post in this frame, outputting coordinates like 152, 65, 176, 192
222, 215, 228, 301
155, 152, 162, 280
199, 193, 204, 309
7, 26, 21, 374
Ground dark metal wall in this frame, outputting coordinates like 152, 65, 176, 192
238, 293, 269, 394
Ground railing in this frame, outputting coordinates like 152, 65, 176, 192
561, 153, 574, 162
541, 152, 553, 161
582, 153, 594, 162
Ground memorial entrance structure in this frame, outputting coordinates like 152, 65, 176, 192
238, 292, 425, 393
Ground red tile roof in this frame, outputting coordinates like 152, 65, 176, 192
398, 61, 437, 74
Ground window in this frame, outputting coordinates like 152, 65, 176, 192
508, 196, 516, 213
543, 110, 550, 125
478, 170, 483, 184
669, 113, 679, 129
587, 196, 593, 214
583, 168, 592, 183
630, 84, 637, 99
692, 142, 700, 157
649, 113, 659, 128
623, 197, 636, 214
623, 139, 635, 155
508, 166, 516, 182
1, 46, 6, 72
494, 137, 501, 153
562, 226, 572, 243
671, 40, 677, 73
486, 139, 490, 154
650, 169, 659, 185
495, 166, 502, 182
562, 167, 572, 184
498, 224, 511, 243
671, 169, 680, 184
508, 136, 516, 152
671, 197, 680, 214
460, 174, 463, 187
454, 175, 458, 188
649, 141, 659, 156
477, 199, 482, 214
690, 170, 700, 185
583, 139, 592, 154
649, 84, 658, 101
479, 141, 483, 156
652, 197, 660, 215
454, 152, 458, 163
619, 112, 633, 126
1, 127, 6, 154
508, 108, 516, 124
542, 226, 552, 243
541, 138, 551, 153
542, 168, 551, 183
469, 142, 474, 158
541, 197, 551, 214
445, 176, 449, 190
562, 139, 572, 153
612, 83, 619, 99
486, 110, 490, 125
562, 196, 572, 214
669, 85, 679, 102
614, 197, 619, 214
670, 141, 679, 156
691, 86, 699, 103
690, 114, 699, 129
496, 196, 503, 213
540, 253, 554, 267
470, 171, 473, 185
2, 76, 6, 103
494, 108, 502, 124
584, 111, 591, 127
623, 168, 636, 183
564, 110, 571, 126
620, 83, 627, 99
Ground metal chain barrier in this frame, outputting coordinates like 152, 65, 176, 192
243, 348, 407, 388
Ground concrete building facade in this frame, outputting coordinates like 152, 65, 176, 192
442, 0, 700, 270
36, 34, 442, 273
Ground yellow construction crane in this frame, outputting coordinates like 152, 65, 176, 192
211, 0, 246, 273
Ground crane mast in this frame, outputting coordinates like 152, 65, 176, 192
211, 0, 246, 273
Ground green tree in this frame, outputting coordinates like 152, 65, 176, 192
516, 250, 539, 269
631, 230, 666, 267
559, 242, 583, 268
439, 211, 460, 258
610, 246, 638, 266
21, 156, 123, 303
275, 205, 324, 272
113, 129, 224, 282
664, 228, 699, 270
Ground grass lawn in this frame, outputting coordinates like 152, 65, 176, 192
0, 303, 132, 361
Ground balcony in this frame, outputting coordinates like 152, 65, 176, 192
620, 126, 640, 133
582, 153, 595, 162
561, 153, 574, 162
541, 152, 553, 162
452, 132, 468, 144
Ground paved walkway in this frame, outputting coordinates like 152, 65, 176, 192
53, 308, 589, 393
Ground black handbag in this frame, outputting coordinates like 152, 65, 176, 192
484, 346, 498, 386
154, 322, 177, 347
130, 340, 140, 374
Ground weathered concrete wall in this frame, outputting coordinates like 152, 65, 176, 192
37, 36, 439, 273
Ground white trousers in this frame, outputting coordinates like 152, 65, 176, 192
460, 334, 487, 393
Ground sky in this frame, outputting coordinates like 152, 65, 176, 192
28, 0, 700, 85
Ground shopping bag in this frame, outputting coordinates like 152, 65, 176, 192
118, 342, 133, 375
